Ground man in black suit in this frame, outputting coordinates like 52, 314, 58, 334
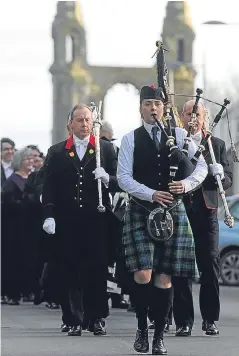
42, 104, 119, 336
100, 121, 119, 155
172, 101, 233, 337
1, 138, 15, 188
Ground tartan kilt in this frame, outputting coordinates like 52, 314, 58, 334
122, 198, 198, 278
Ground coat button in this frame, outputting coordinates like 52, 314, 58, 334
80, 167, 83, 170
159, 173, 161, 175
80, 175, 83, 178
157, 154, 160, 157
80, 198, 82, 200
74, 197, 76, 200
80, 205, 83, 208
80, 182, 82, 185
80, 190, 82, 192
75, 184, 77, 187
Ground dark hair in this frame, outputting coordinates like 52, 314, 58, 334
27, 145, 41, 154
1, 137, 15, 150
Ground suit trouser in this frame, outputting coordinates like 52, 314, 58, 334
173, 206, 220, 326
59, 260, 109, 326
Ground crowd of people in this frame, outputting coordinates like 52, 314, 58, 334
1, 86, 233, 355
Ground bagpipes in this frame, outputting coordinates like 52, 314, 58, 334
147, 41, 238, 242
147, 41, 200, 242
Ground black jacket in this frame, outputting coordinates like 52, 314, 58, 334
1, 164, 7, 188
42, 135, 119, 220
41, 135, 120, 264
184, 136, 232, 210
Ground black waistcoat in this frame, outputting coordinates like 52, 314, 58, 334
133, 126, 171, 191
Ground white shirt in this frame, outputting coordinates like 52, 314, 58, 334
2, 160, 13, 179
73, 134, 90, 160
191, 130, 202, 147
117, 123, 208, 202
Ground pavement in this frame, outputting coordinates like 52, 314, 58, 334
1, 284, 239, 356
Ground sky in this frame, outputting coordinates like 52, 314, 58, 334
0, 0, 239, 153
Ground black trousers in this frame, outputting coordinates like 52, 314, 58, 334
59, 259, 109, 327
173, 201, 220, 326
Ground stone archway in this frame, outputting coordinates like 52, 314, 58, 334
103, 83, 140, 146
50, 1, 195, 144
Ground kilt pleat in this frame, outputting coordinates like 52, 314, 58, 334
122, 199, 198, 278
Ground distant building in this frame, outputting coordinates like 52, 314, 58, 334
50, 1, 195, 144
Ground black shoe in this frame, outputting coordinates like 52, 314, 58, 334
23, 294, 34, 302
68, 325, 82, 336
93, 318, 106, 336
175, 325, 191, 337
61, 324, 71, 332
8, 298, 20, 306
152, 335, 167, 355
148, 320, 155, 329
133, 329, 149, 354
1, 296, 8, 305
45, 302, 53, 309
112, 298, 129, 309
202, 321, 219, 335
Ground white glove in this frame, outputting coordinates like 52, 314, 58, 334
40, 194, 42, 203
93, 167, 109, 185
43, 218, 56, 235
209, 163, 225, 180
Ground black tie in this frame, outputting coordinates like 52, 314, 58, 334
152, 126, 160, 152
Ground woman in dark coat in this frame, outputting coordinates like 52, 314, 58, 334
23, 161, 60, 309
1, 147, 34, 305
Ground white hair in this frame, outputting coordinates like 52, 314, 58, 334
12, 147, 33, 171
101, 121, 113, 134
182, 100, 209, 131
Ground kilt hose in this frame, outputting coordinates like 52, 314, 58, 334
122, 198, 198, 278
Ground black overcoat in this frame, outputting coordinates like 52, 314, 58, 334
1, 173, 28, 296
42, 135, 119, 267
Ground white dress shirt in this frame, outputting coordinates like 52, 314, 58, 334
2, 160, 13, 179
191, 130, 202, 147
73, 134, 90, 160
117, 122, 208, 202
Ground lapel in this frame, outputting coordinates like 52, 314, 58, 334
201, 130, 210, 160
1, 164, 6, 182
65, 135, 96, 171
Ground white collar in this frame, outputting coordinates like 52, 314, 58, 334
143, 121, 157, 135
191, 130, 202, 143
2, 160, 12, 169
192, 130, 202, 138
73, 134, 90, 144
